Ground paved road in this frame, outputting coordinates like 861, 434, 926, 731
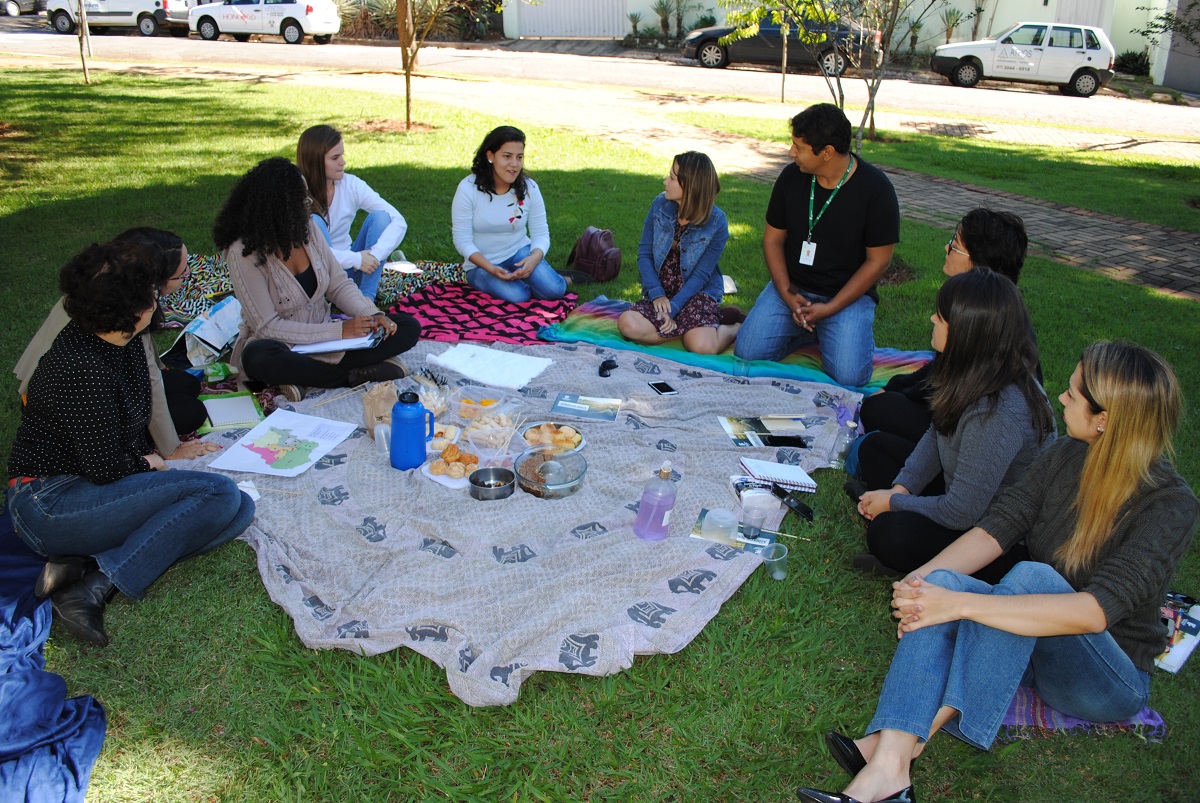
2, 16, 1199, 141
3, 18, 1198, 299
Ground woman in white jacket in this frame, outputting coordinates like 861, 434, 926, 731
298, 125, 407, 302
451, 125, 567, 303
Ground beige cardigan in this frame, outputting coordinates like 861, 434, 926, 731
227, 218, 382, 372
15, 300, 182, 456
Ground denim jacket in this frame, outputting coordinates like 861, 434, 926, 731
637, 193, 729, 318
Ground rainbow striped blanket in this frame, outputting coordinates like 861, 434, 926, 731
538, 297, 932, 395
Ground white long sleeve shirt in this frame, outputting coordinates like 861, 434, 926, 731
451, 175, 550, 270
325, 173, 407, 271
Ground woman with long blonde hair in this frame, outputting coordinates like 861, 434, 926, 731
796, 341, 1199, 803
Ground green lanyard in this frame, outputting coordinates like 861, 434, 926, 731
807, 155, 855, 240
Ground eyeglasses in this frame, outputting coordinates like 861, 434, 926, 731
946, 237, 969, 258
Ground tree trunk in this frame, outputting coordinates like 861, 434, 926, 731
76, 0, 90, 84
398, 0, 414, 129
780, 26, 787, 103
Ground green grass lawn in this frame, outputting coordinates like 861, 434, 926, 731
2, 69, 1199, 802
666, 111, 1200, 234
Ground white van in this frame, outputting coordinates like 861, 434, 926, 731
931, 21, 1116, 97
46, 0, 193, 36
188, 0, 339, 44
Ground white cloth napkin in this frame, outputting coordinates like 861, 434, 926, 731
425, 343, 553, 390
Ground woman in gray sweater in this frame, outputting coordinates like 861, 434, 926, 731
855, 271, 1055, 581
799, 341, 1199, 803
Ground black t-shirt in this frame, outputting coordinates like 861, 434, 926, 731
765, 158, 900, 300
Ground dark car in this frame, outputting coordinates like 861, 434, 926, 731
680, 19, 881, 76
4, 0, 47, 16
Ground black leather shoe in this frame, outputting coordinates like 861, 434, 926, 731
843, 480, 869, 504
797, 785, 915, 803
825, 731, 867, 777
51, 570, 115, 648
34, 556, 94, 599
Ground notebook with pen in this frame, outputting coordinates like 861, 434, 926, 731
738, 457, 817, 493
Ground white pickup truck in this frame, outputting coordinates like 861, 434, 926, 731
931, 21, 1116, 97
47, 0, 200, 36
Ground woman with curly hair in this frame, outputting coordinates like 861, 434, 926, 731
617, 151, 738, 354
798, 342, 1198, 803
7, 239, 256, 648
213, 157, 420, 401
451, 125, 567, 303
297, 124, 407, 302
14, 227, 213, 455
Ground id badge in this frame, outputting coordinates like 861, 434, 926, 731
799, 240, 817, 266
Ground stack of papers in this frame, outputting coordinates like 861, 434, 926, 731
426, 343, 553, 390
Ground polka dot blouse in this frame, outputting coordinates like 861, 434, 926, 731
8, 320, 155, 485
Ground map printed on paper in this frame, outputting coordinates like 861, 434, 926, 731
209, 409, 358, 478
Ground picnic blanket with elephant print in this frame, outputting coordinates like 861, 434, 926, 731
179, 340, 859, 706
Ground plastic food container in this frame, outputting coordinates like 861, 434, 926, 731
449, 386, 522, 424
514, 445, 588, 500
466, 427, 522, 467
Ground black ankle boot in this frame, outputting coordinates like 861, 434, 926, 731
51, 570, 116, 648
35, 556, 95, 599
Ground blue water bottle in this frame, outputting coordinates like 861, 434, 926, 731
389, 391, 434, 471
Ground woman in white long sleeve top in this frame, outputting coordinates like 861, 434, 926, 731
451, 125, 567, 303
298, 125, 407, 302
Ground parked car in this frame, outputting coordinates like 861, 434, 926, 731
46, 0, 189, 35
188, 0, 339, 44
681, 18, 881, 76
931, 21, 1116, 97
4, 0, 47, 17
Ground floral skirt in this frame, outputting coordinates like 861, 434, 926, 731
628, 292, 720, 339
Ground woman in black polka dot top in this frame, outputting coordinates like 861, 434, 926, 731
6, 239, 256, 648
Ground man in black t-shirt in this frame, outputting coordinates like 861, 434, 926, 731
734, 104, 900, 387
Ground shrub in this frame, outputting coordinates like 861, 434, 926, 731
1114, 49, 1151, 76
694, 13, 716, 29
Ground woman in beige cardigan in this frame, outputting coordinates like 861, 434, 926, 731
14, 227, 215, 460
213, 157, 420, 402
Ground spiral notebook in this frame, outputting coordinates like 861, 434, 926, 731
738, 457, 817, 493
197, 392, 265, 433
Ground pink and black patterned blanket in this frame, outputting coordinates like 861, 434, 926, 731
388, 283, 578, 345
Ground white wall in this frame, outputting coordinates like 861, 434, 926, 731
502, 0, 723, 39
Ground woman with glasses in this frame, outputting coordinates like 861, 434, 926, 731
7, 238, 256, 647
799, 341, 1198, 803
853, 270, 1055, 581
617, 151, 741, 355
14, 227, 216, 460
848, 209, 1030, 530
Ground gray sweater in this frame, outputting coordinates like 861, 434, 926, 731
892, 384, 1053, 530
980, 437, 1199, 672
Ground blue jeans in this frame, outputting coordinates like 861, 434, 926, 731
733, 283, 876, 387
7, 471, 255, 600
312, 209, 390, 301
867, 562, 1150, 750
465, 244, 567, 303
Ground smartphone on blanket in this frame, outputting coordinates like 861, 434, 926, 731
648, 381, 678, 395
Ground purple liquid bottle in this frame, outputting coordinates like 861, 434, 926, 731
633, 461, 677, 541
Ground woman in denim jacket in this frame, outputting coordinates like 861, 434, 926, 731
618, 152, 740, 354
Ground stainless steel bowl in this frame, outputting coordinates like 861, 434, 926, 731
514, 445, 588, 499
468, 467, 516, 500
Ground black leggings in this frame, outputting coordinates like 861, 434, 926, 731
161, 367, 207, 436
866, 509, 1030, 584
242, 312, 420, 388
858, 430, 945, 496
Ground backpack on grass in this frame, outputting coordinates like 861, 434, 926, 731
566, 227, 622, 283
